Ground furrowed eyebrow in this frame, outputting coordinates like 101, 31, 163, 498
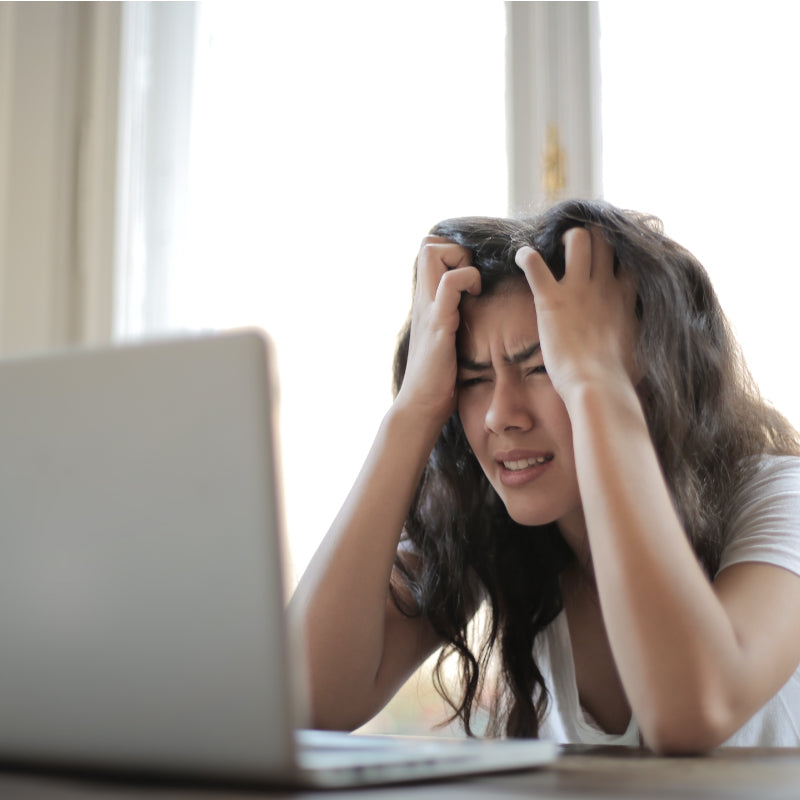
457, 342, 541, 371
505, 341, 541, 365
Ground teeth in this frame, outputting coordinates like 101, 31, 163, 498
503, 455, 552, 470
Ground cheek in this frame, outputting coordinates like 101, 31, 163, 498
457, 398, 485, 452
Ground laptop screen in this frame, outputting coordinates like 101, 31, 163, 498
0, 331, 300, 780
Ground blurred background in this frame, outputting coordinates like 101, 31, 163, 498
2, 0, 798, 734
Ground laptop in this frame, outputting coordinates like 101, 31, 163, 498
0, 330, 556, 787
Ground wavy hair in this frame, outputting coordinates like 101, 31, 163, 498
390, 199, 800, 738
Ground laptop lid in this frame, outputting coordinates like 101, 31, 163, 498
0, 330, 301, 782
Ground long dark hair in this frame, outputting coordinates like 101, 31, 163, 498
390, 199, 800, 738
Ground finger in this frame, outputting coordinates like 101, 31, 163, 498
435, 265, 482, 303
422, 267, 481, 334
515, 246, 554, 295
588, 226, 616, 285
421, 235, 451, 245
563, 227, 593, 282
417, 238, 473, 297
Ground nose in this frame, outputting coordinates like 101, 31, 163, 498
484, 376, 535, 434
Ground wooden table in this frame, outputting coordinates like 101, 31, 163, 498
2, 746, 799, 799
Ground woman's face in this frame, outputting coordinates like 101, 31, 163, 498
457, 279, 584, 540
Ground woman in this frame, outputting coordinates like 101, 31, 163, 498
290, 199, 800, 753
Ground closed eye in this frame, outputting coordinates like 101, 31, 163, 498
458, 375, 490, 389
526, 365, 547, 376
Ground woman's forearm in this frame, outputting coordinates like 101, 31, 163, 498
288, 401, 443, 729
564, 378, 747, 751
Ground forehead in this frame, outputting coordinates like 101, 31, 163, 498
457, 278, 538, 353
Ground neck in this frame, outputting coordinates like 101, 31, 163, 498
557, 507, 592, 571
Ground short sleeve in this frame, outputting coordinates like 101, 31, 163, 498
717, 455, 800, 578
396, 533, 417, 555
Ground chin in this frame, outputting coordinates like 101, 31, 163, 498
502, 503, 560, 528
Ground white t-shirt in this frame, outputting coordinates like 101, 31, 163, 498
536, 455, 800, 747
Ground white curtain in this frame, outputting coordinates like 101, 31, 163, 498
114, 1, 197, 340
0, 2, 122, 355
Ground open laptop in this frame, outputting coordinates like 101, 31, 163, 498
0, 330, 556, 787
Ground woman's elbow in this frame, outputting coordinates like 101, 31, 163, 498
642, 724, 719, 756
638, 692, 734, 755
306, 687, 376, 732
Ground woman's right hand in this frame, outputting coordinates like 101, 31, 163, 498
395, 235, 481, 427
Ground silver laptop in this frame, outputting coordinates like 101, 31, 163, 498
0, 330, 556, 787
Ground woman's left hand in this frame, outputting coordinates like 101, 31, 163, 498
515, 227, 639, 403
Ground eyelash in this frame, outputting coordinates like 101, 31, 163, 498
458, 377, 487, 389
459, 365, 547, 388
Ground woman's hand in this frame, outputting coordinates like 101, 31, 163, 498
396, 235, 481, 427
515, 227, 638, 404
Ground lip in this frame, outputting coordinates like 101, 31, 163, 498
494, 449, 554, 488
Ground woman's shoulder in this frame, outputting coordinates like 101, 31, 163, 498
718, 454, 800, 577
748, 452, 800, 476
735, 454, 800, 504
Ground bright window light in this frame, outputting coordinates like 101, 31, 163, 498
600, 1, 800, 428
175, 1, 507, 579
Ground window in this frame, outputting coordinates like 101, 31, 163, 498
600, 1, 800, 427
123, 1, 508, 581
